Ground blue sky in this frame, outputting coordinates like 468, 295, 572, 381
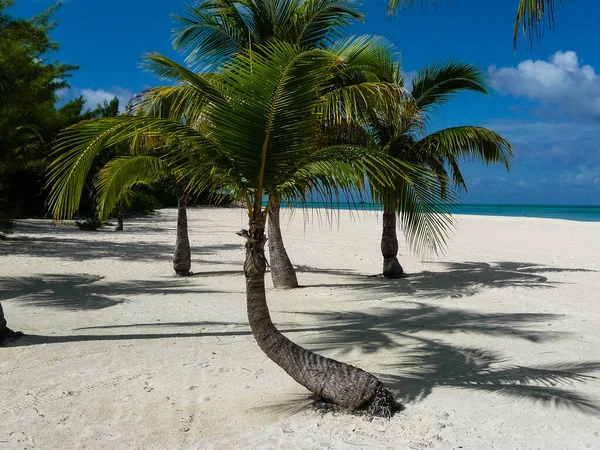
10, 0, 600, 204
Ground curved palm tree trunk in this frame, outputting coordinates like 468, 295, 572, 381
241, 212, 400, 417
381, 193, 404, 279
173, 192, 192, 276
0, 302, 22, 344
268, 198, 299, 289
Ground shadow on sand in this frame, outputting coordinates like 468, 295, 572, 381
297, 261, 596, 300
3, 260, 599, 415
7, 302, 600, 415
0, 234, 242, 262
0, 274, 229, 310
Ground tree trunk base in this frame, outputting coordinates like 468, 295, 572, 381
271, 272, 299, 290
364, 382, 403, 418
383, 256, 404, 279
0, 327, 24, 346
175, 270, 193, 277
313, 383, 402, 418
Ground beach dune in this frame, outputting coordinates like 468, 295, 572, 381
1, 207, 599, 449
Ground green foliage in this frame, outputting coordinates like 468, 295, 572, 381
48, 36, 456, 256
363, 59, 512, 255
129, 190, 163, 216
95, 155, 168, 220
172, 0, 363, 69
0, 0, 83, 220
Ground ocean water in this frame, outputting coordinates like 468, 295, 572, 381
280, 203, 600, 222
451, 204, 600, 222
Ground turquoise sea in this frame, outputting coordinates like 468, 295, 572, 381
450, 204, 600, 222
281, 203, 600, 222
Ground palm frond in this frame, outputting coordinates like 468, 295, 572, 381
387, 0, 445, 14
95, 155, 170, 221
140, 53, 226, 105
374, 163, 457, 257
291, 0, 363, 48
171, 1, 247, 69
413, 126, 513, 191
514, 0, 559, 49
47, 116, 217, 221
410, 61, 488, 112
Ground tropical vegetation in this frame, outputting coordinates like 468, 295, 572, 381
0, 0, 518, 417
45, 25, 464, 412
364, 61, 512, 278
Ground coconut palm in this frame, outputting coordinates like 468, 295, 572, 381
172, 0, 362, 68
48, 36, 455, 414
98, 155, 196, 276
48, 133, 200, 276
172, 0, 364, 289
388, 0, 563, 48
364, 61, 512, 278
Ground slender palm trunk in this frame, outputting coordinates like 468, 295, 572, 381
0, 302, 22, 344
0, 302, 7, 336
268, 198, 299, 289
173, 192, 192, 276
381, 194, 404, 279
241, 211, 400, 417
115, 202, 124, 231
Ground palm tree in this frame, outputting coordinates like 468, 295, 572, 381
48, 36, 452, 415
365, 61, 512, 278
96, 154, 196, 276
171, 0, 364, 289
172, 0, 362, 68
388, 0, 563, 48
48, 135, 199, 276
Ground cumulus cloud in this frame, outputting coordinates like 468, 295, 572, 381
80, 88, 134, 114
488, 51, 600, 120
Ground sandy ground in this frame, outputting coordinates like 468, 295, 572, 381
1, 207, 599, 450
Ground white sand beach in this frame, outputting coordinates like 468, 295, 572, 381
1, 207, 599, 450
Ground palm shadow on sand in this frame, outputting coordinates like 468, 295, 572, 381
0, 273, 230, 310
289, 305, 600, 415
3, 260, 599, 415
296, 260, 596, 300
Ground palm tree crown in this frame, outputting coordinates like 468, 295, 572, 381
172, 0, 363, 68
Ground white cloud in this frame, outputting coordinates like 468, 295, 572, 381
516, 180, 527, 187
561, 165, 600, 185
488, 51, 600, 119
80, 88, 134, 114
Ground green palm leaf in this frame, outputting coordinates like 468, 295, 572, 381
94, 155, 170, 221
413, 126, 513, 190
172, 0, 363, 69
47, 116, 218, 221
410, 61, 488, 112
